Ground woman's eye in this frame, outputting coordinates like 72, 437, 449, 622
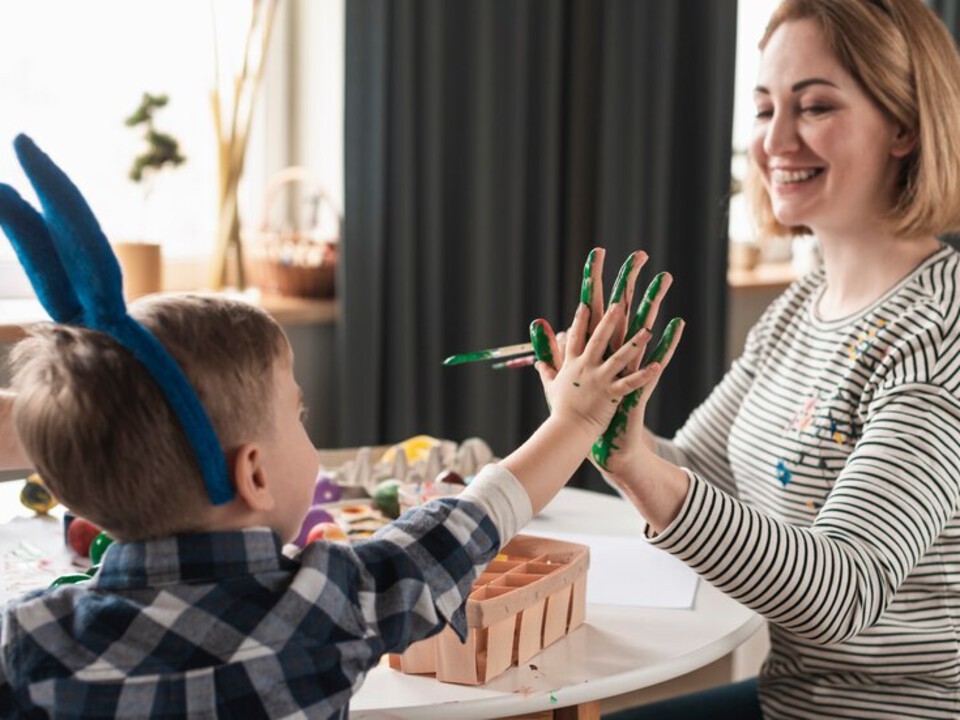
299, 405, 310, 422
754, 108, 773, 119
801, 104, 831, 115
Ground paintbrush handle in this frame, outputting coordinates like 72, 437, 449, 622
443, 342, 534, 366
491, 354, 537, 370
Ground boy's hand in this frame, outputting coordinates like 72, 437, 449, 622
531, 300, 663, 439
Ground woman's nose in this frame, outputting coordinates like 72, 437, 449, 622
763, 111, 800, 156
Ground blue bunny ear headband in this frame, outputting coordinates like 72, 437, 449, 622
0, 134, 233, 505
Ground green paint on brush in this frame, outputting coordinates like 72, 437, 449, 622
443, 349, 494, 365
609, 253, 636, 304
580, 249, 598, 306
530, 319, 555, 369
625, 272, 665, 341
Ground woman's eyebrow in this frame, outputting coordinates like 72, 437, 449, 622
754, 77, 841, 94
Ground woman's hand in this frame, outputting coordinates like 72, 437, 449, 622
533, 247, 682, 477
531, 298, 664, 440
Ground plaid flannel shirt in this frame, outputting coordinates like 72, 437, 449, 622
0, 465, 528, 719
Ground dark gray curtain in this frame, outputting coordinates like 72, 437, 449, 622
929, 0, 960, 36
341, 0, 737, 490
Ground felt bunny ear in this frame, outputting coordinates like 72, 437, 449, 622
0, 184, 84, 324
13, 134, 126, 325
0, 134, 234, 505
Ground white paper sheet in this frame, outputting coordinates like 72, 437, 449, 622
523, 530, 699, 609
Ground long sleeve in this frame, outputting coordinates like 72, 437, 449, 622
644, 246, 960, 718
346, 463, 529, 652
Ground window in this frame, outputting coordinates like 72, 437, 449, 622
0, 1, 274, 294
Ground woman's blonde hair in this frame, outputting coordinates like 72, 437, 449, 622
10, 294, 290, 541
746, 0, 960, 239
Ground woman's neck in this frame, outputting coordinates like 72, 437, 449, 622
816, 231, 941, 321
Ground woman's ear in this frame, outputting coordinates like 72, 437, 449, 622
891, 126, 918, 158
230, 443, 275, 512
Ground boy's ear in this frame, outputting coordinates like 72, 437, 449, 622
231, 443, 275, 512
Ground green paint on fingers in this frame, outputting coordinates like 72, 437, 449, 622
609, 253, 637, 304
649, 317, 682, 364
625, 272, 665, 341
530, 320, 555, 369
580, 248, 598, 306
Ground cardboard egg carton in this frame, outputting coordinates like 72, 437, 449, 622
316, 437, 497, 497
388, 534, 589, 685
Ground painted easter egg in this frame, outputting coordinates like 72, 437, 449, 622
89, 532, 115, 565
374, 479, 403, 519
305, 522, 349, 544
67, 517, 102, 557
20, 474, 57, 514
293, 505, 336, 548
312, 474, 343, 505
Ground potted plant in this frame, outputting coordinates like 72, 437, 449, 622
119, 92, 186, 299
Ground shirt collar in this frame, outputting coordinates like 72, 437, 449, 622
92, 527, 294, 590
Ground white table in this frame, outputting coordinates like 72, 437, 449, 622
0, 481, 761, 720
350, 487, 762, 719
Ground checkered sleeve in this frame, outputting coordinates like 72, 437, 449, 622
346, 465, 515, 653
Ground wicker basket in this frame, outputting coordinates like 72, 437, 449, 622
244, 167, 340, 298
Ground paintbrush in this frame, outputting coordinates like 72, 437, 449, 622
443, 342, 534, 366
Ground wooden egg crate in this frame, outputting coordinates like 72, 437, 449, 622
388, 534, 589, 685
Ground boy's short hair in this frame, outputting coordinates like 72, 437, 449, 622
9, 294, 290, 541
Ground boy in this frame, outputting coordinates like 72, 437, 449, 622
0, 288, 664, 718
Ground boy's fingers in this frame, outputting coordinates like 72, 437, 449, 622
530, 318, 562, 371
606, 326, 652, 377
565, 303, 590, 360
583, 299, 623, 363
581, 248, 606, 337
534, 359, 558, 385
613, 361, 662, 397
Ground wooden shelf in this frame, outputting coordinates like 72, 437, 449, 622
727, 261, 795, 290
0, 293, 337, 344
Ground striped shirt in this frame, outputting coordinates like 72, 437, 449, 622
0, 464, 531, 719
652, 243, 960, 718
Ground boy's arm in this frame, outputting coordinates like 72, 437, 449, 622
347, 300, 664, 652
0, 391, 29, 471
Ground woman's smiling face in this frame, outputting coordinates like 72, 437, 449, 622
750, 18, 913, 237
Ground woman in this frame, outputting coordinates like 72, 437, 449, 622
539, 1, 960, 717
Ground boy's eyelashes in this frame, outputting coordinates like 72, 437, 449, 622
299, 404, 310, 422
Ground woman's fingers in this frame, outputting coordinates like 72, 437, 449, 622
605, 326, 653, 377
607, 251, 649, 351
646, 317, 684, 367
582, 298, 624, 364
529, 318, 562, 371
581, 248, 606, 337
624, 272, 673, 371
